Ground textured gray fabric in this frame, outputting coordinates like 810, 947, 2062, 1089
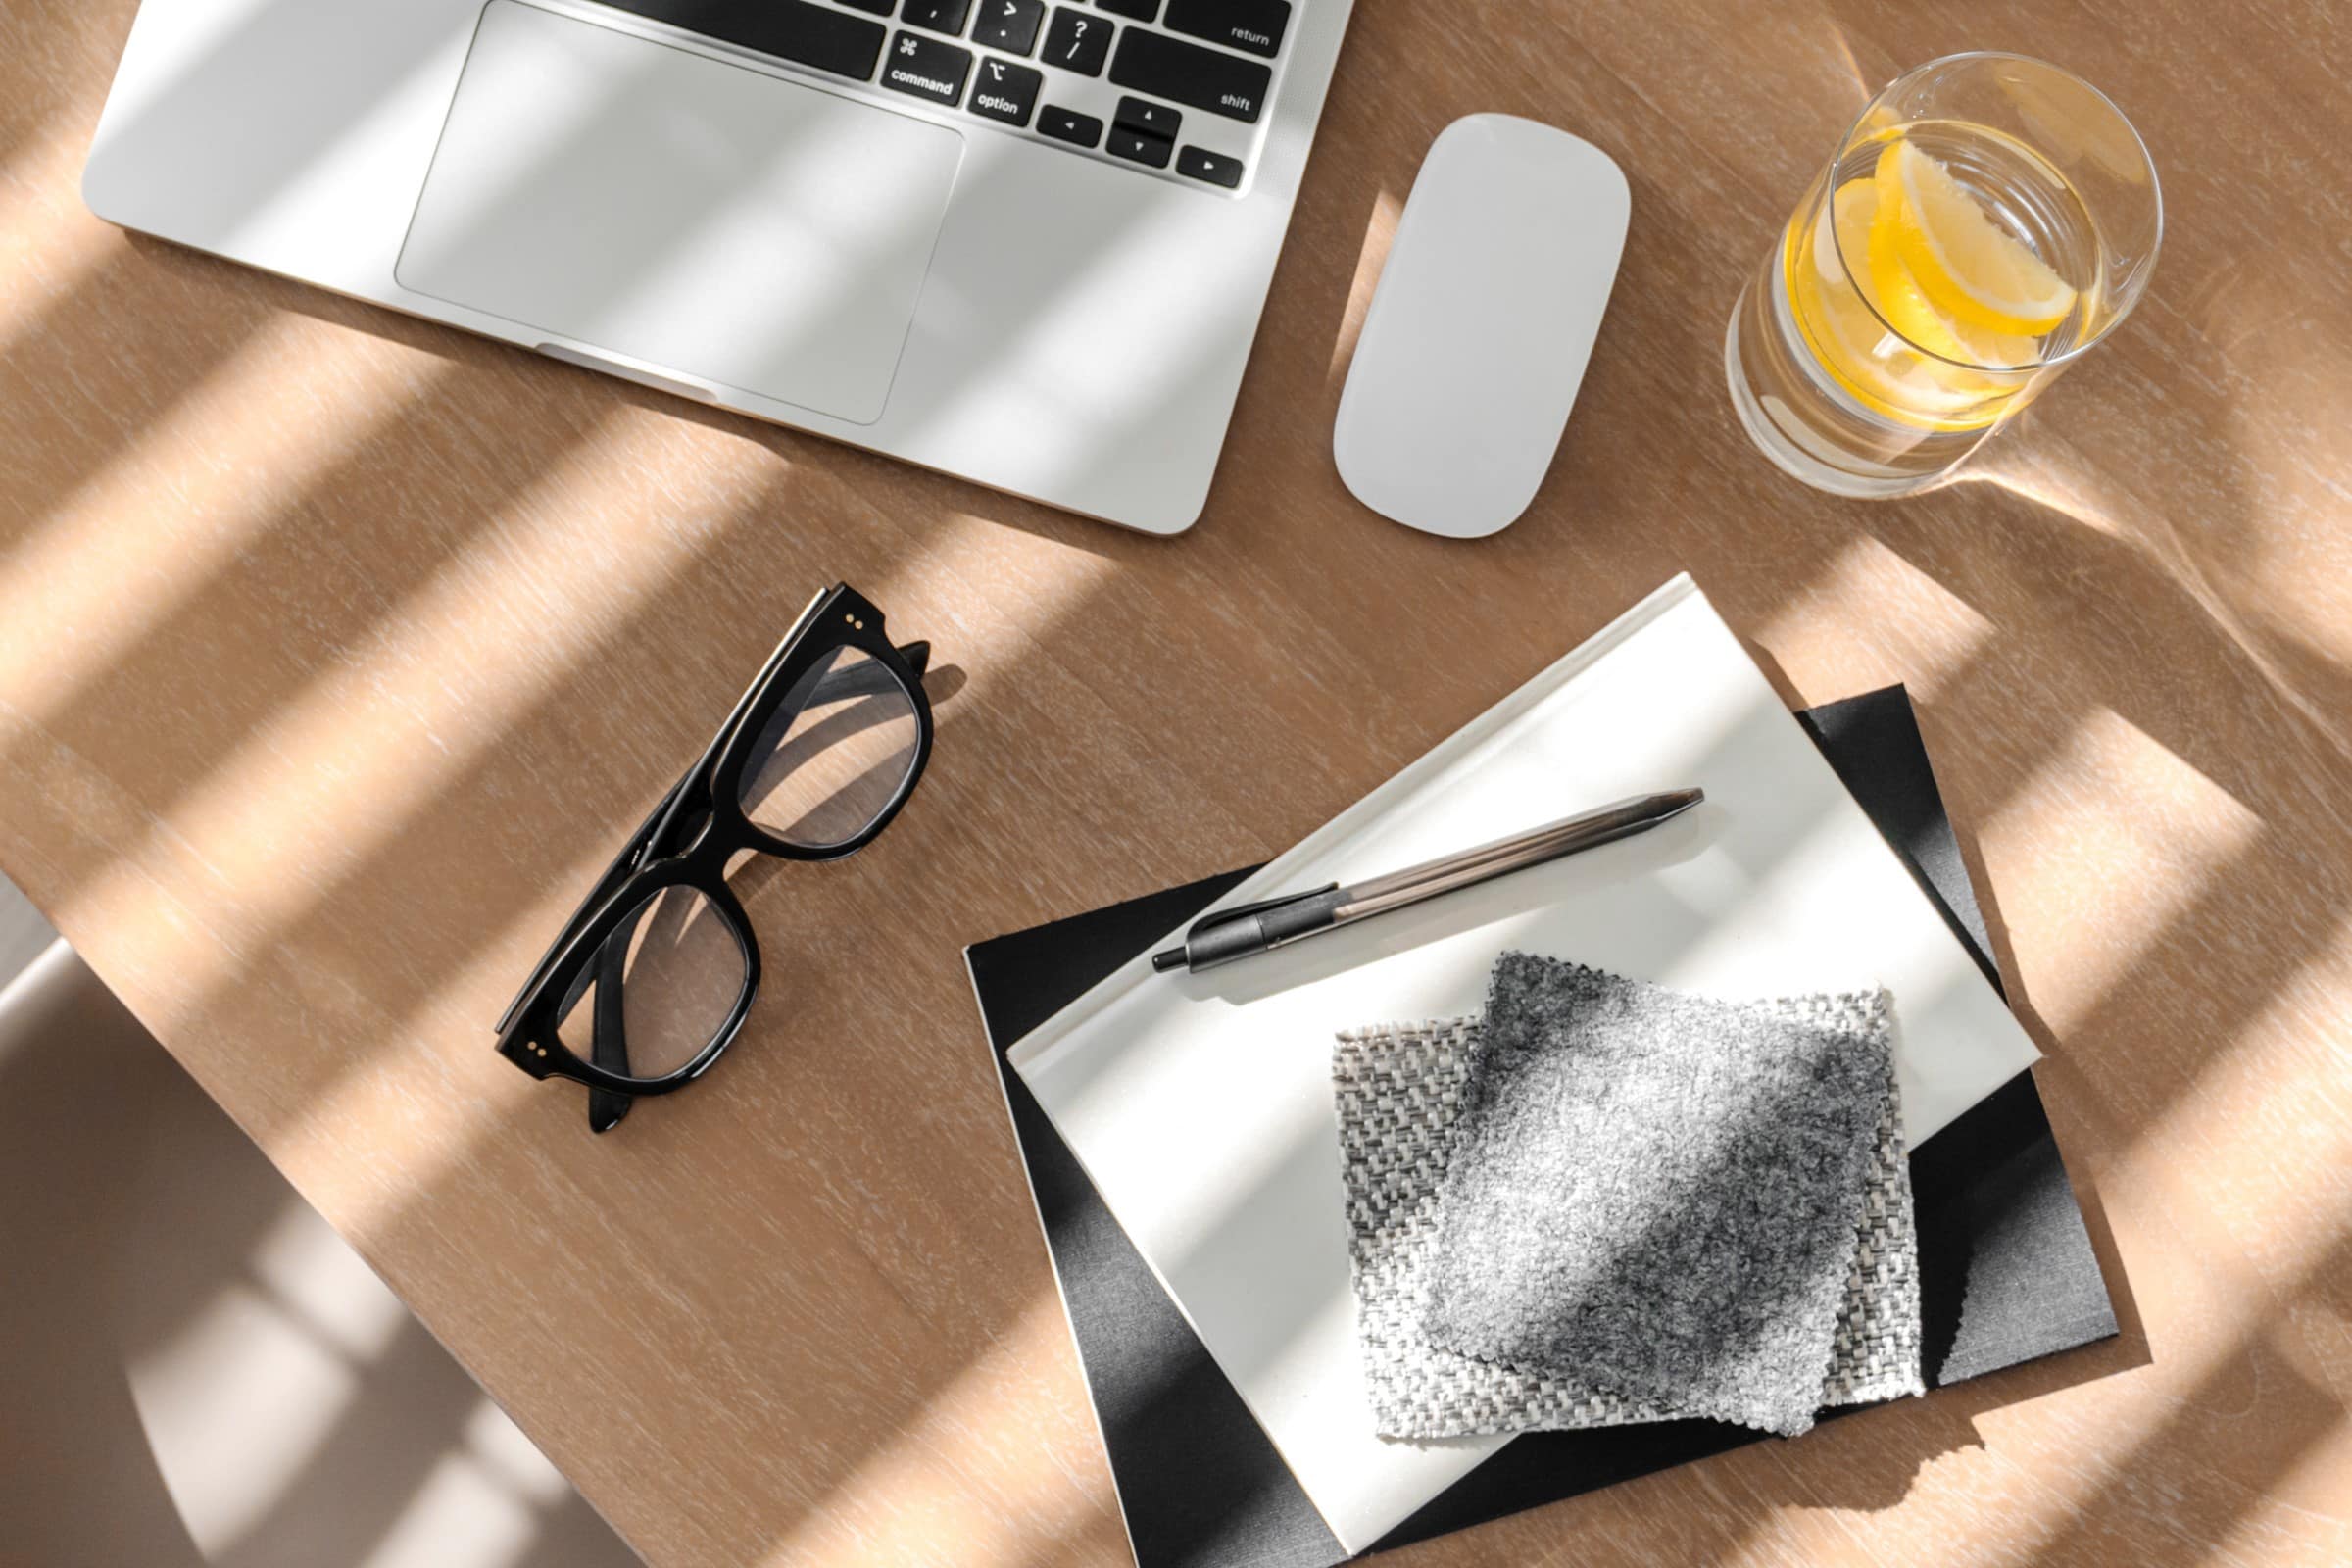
1335, 1016, 1677, 1437
1819, 1033, 1928, 1410
1420, 955, 1895, 1437
1331, 986, 1923, 1441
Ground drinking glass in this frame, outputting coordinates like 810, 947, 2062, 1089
1726, 53, 2161, 497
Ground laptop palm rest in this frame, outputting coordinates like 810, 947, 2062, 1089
398, 0, 963, 426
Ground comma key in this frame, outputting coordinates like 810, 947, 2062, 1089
900, 0, 973, 34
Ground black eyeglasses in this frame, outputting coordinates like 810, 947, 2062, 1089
496, 584, 933, 1132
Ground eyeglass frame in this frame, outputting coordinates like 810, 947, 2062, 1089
493, 583, 933, 1126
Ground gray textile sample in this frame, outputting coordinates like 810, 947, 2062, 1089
1423, 955, 1899, 1437
1331, 964, 1922, 1441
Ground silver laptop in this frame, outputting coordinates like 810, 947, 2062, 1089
84, 0, 1354, 534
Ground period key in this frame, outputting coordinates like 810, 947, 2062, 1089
969, 57, 1043, 126
970, 0, 1045, 54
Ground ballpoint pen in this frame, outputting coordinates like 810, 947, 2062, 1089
1149, 789, 1705, 976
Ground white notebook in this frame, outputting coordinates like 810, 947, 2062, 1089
1008, 576, 2040, 1552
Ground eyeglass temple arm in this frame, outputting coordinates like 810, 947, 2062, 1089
691, 639, 929, 782
586, 905, 639, 1133
640, 640, 930, 859
675, 638, 927, 804
826, 639, 929, 695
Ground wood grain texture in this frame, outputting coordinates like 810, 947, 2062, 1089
4, 2, 2348, 1563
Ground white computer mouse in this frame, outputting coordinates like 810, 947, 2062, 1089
1333, 114, 1631, 538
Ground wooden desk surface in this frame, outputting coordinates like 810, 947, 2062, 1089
6, 1, 2349, 1562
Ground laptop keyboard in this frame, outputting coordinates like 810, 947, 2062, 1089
593, 0, 1289, 191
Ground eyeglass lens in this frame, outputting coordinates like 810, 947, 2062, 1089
557, 885, 749, 1083
738, 646, 921, 850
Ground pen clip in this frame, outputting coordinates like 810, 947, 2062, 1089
1184, 883, 1340, 940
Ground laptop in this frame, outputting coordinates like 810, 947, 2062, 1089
83, 0, 1356, 534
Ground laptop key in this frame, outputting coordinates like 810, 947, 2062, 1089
1038, 104, 1103, 147
1106, 126, 1174, 169
900, 0, 972, 34
969, 57, 1044, 125
1112, 94, 1181, 139
1176, 145, 1244, 187
1162, 0, 1288, 58
1107, 28, 1269, 121
881, 30, 974, 103
1096, 0, 1159, 18
1042, 8, 1112, 75
970, 0, 1045, 54
595, 0, 887, 81
836, 0, 897, 14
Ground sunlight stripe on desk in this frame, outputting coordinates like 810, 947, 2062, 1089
0, 316, 445, 725
1977, 706, 2260, 1036
1752, 534, 1997, 699
753, 1289, 1116, 1568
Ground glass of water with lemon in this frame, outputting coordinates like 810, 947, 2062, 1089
1727, 53, 2161, 496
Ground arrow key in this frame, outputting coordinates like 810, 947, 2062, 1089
1107, 125, 1174, 169
1113, 94, 1182, 140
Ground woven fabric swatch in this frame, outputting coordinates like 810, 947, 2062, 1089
1423, 956, 1896, 1437
1331, 965, 1922, 1441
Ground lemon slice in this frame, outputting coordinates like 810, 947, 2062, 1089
1949, 318, 2043, 369
1788, 180, 1988, 424
1878, 139, 2076, 336
1857, 180, 1976, 362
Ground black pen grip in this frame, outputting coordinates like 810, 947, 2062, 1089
1180, 884, 1343, 971
1257, 886, 1345, 944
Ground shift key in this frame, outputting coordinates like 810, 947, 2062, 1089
1107, 28, 1271, 122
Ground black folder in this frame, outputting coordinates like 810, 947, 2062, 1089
966, 686, 2117, 1567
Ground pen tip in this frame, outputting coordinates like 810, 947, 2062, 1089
1151, 947, 1187, 973
1664, 787, 1705, 812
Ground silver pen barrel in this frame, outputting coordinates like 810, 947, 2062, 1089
1328, 790, 1703, 924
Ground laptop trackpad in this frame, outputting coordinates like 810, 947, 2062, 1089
398, 0, 962, 425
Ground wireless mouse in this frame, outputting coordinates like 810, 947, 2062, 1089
1333, 115, 1631, 538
